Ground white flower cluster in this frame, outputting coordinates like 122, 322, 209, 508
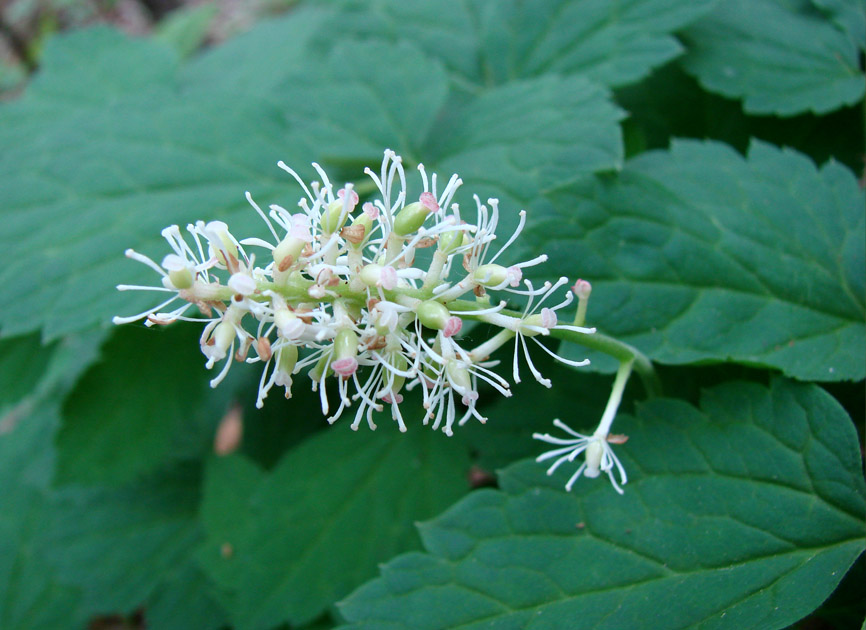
114, 150, 630, 492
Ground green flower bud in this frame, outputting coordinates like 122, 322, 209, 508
393, 193, 438, 236
334, 328, 359, 361
273, 236, 306, 271
168, 267, 193, 290
438, 227, 463, 254
416, 300, 450, 329
277, 343, 298, 375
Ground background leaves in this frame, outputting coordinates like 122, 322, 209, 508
0, 0, 862, 628
338, 379, 866, 629
526, 139, 865, 381
679, 0, 866, 115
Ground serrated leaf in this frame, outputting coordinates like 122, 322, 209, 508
525, 139, 865, 381
337, 379, 866, 630
0, 23, 622, 341
0, 27, 315, 340
320, 0, 717, 88
282, 40, 450, 161
680, 0, 865, 116
197, 424, 470, 629
55, 325, 237, 486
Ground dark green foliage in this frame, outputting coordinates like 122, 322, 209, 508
0, 0, 862, 628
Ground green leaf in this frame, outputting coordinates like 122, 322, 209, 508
0, 27, 314, 340
55, 325, 238, 486
0, 332, 106, 630
320, 0, 717, 88
811, 0, 866, 49
525, 139, 866, 381
145, 559, 229, 630
153, 4, 219, 59
680, 0, 865, 116
197, 424, 471, 629
0, 405, 85, 630
41, 462, 203, 615
337, 379, 866, 630
281, 40, 450, 161
0, 24, 622, 340
180, 5, 337, 94
431, 74, 625, 219
278, 39, 624, 242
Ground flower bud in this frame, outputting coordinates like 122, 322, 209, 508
274, 309, 304, 339
417, 301, 462, 337
203, 221, 239, 268
393, 192, 438, 236
162, 254, 194, 289
572, 279, 592, 300
320, 188, 359, 234
583, 439, 603, 478
473, 263, 521, 288
359, 263, 397, 290
437, 227, 463, 255
273, 236, 307, 272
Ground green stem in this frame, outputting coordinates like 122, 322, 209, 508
450, 299, 662, 398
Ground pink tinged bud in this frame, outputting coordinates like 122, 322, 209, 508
443, 316, 463, 338
360, 263, 396, 290
362, 202, 379, 219
162, 253, 187, 271
381, 392, 404, 404
275, 310, 304, 339
540, 307, 557, 329
572, 279, 592, 299
332, 357, 359, 378
461, 392, 479, 406
338, 187, 360, 208
228, 273, 257, 296
379, 265, 397, 290
290, 214, 312, 241
506, 266, 522, 287
419, 191, 439, 212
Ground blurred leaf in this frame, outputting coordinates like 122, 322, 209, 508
180, 5, 336, 94
811, 0, 866, 49
197, 425, 471, 629
55, 325, 242, 486
0, 403, 84, 630
145, 559, 228, 630
526, 139, 865, 381
338, 379, 866, 630
0, 332, 105, 629
320, 0, 718, 88
154, 4, 219, 59
680, 0, 865, 116
42, 462, 203, 616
